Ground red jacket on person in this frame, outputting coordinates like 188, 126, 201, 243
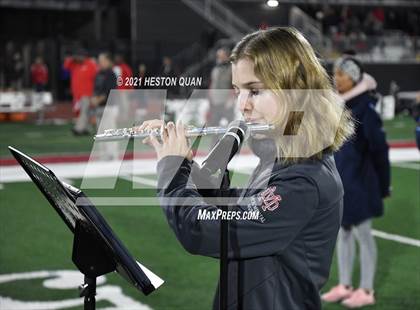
114, 62, 133, 90
64, 57, 97, 106
31, 63, 48, 85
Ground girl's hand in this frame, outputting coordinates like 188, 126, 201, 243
135, 119, 164, 133
142, 120, 192, 162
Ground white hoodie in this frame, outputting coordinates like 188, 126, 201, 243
340, 73, 377, 101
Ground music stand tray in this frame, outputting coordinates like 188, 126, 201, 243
9, 146, 164, 310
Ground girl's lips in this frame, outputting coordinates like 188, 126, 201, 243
246, 119, 264, 123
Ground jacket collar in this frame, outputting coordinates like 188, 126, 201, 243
345, 91, 374, 109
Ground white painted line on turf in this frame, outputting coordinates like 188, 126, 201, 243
0, 183, 3, 190
389, 147, 420, 163
120, 174, 158, 187
372, 229, 420, 248
392, 162, 420, 170
0, 270, 153, 310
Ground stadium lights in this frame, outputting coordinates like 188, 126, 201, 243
266, 0, 279, 7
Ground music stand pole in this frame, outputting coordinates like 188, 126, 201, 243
79, 276, 96, 310
72, 220, 116, 310
220, 205, 229, 310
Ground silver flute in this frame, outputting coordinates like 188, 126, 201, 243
94, 123, 275, 142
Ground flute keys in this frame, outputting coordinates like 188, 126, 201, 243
95, 123, 275, 141
131, 128, 161, 138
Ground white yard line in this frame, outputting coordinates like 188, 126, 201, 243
389, 148, 419, 163
372, 230, 420, 248
120, 175, 158, 187
392, 162, 420, 170
0, 270, 153, 310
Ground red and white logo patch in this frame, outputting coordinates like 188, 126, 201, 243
259, 186, 282, 212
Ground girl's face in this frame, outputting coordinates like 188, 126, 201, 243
232, 58, 279, 125
334, 69, 354, 94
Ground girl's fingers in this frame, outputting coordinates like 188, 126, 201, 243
167, 121, 177, 139
137, 121, 148, 132
148, 134, 162, 150
151, 119, 164, 128
139, 119, 164, 132
176, 120, 186, 139
161, 122, 168, 143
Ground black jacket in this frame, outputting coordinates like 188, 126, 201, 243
157, 154, 343, 310
93, 68, 116, 105
334, 91, 390, 226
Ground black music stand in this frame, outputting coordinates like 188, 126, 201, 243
9, 146, 164, 310
219, 202, 229, 310
194, 168, 235, 310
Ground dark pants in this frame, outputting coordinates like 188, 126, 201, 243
34, 84, 46, 92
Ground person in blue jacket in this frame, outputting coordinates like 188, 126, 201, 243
140, 27, 355, 309
322, 57, 391, 308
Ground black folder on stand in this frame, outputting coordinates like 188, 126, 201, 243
9, 146, 163, 309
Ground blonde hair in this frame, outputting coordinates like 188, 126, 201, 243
230, 27, 354, 163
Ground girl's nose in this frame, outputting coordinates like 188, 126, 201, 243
237, 91, 252, 114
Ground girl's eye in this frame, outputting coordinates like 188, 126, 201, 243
250, 89, 260, 97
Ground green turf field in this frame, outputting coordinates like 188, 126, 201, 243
383, 114, 418, 141
0, 165, 419, 309
0, 122, 94, 158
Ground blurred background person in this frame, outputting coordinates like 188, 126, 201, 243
113, 53, 133, 90
91, 52, 118, 159
322, 56, 391, 308
338, 50, 378, 102
138, 63, 148, 88
113, 53, 133, 125
91, 52, 117, 125
4, 52, 24, 91
159, 56, 179, 99
160, 56, 175, 77
207, 46, 234, 146
64, 47, 97, 135
340, 72, 378, 102
30, 57, 48, 92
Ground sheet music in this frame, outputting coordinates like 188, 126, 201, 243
136, 261, 164, 289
